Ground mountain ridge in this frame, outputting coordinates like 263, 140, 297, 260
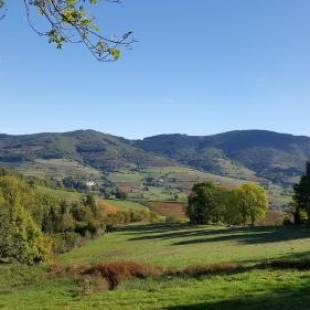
1, 129, 310, 190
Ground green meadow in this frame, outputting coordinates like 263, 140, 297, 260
2, 224, 310, 309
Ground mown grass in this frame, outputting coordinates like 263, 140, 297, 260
2, 224, 310, 309
59, 224, 310, 267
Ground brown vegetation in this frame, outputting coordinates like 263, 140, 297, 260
83, 261, 163, 289
146, 202, 187, 220
97, 199, 119, 214
48, 257, 310, 294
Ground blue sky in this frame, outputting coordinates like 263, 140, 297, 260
1, 0, 310, 139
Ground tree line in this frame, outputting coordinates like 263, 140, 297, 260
186, 182, 269, 226
0, 167, 154, 264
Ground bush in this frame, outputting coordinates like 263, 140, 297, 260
52, 232, 83, 254
83, 261, 163, 289
114, 189, 128, 200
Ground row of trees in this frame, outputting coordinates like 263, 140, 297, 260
186, 182, 268, 226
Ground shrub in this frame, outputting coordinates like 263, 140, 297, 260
114, 189, 128, 200
52, 232, 83, 254
83, 261, 163, 289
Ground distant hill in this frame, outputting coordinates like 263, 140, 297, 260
1, 129, 310, 208
0, 130, 172, 171
136, 130, 310, 186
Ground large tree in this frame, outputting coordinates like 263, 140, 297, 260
187, 182, 268, 226
234, 183, 268, 226
0, 0, 134, 61
187, 182, 225, 225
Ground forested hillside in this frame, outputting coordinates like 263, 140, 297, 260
1, 129, 310, 208
136, 130, 310, 186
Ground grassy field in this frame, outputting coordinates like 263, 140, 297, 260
59, 225, 310, 267
2, 224, 310, 309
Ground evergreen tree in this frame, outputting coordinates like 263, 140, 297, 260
294, 160, 310, 223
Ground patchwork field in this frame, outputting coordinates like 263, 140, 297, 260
1, 158, 291, 208
2, 224, 310, 309
13, 159, 102, 180
107, 167, 291, 208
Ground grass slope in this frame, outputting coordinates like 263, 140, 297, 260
2, 224, 310, 309
59, 225, 310, 267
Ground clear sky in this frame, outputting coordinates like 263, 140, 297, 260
1, 0, 310, 139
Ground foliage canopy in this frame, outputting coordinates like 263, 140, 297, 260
0, 0, 134, 61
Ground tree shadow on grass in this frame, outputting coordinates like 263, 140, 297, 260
172, 226, 310, 246
124, 224, 310, 247
164, 281, 310, 310
127, 225, 274, 241
117, 223, 191, 235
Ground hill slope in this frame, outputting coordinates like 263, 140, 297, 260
136, 130, 310, 186
0, 130, 172, 171
1, 129, 309, 207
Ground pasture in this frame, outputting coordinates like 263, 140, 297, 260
2, 224, 310, 309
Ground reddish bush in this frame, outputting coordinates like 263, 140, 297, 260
83, 261, 163, 289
